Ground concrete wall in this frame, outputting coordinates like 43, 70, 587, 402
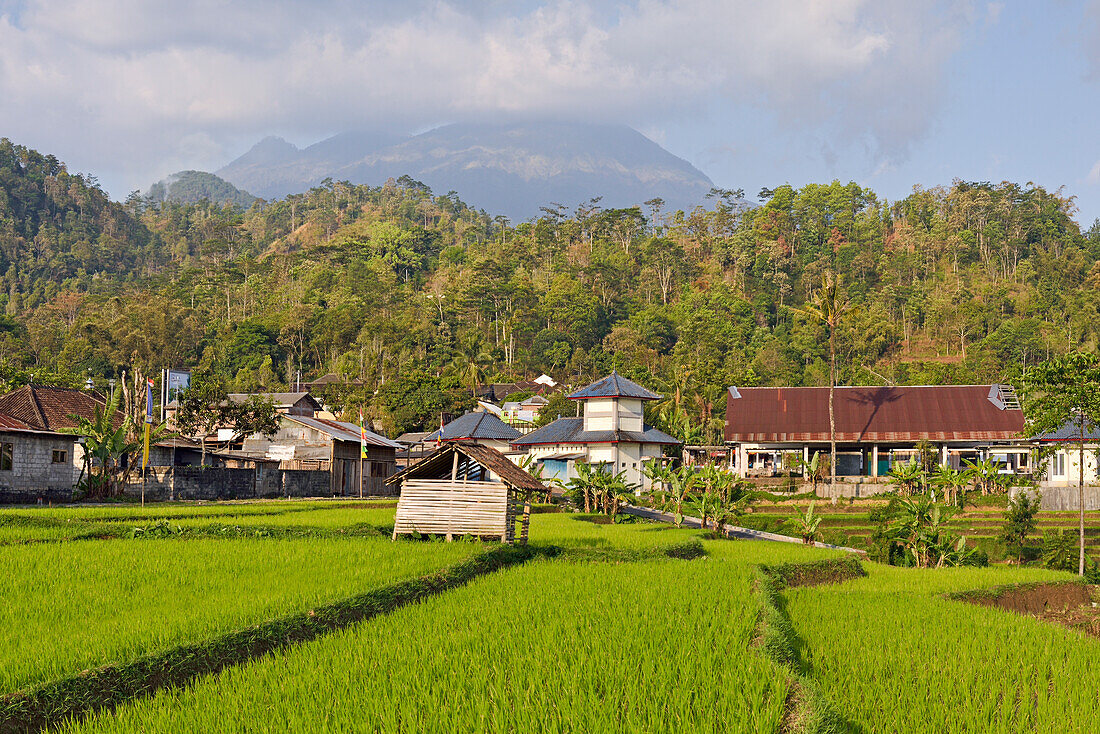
1012, 485, 1100, 512
121, 466, 348, 502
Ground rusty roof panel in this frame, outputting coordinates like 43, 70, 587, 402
725, 386, 1025, 443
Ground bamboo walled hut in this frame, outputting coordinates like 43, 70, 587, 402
386, 443, 545, 544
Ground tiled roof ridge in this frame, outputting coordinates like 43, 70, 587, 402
26, 385, 48, 429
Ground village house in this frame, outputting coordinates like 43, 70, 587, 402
240, 413, 401, 495
510, 372, 679, 491
423, 411, 521, 453
724, 384, 1030, 487
501, 394, 550, 429
0, 411, 81, 503
0, 384, 119, 483
1032, 421, 1100, 488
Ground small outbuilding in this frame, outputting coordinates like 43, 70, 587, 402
386, 442, 545, 544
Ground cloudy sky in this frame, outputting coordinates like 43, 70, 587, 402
2, 0, 1100, 224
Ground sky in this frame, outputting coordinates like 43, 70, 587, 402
2, 0, 1100, 225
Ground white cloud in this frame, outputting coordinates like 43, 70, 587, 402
1087, 159, 1100, 185
0, 0, 974, 194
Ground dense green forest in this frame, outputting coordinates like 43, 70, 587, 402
2, 137, 1099, 439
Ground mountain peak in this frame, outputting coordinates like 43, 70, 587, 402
217, 122, 713, 218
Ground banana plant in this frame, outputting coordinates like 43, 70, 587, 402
931, 465, 968, 507
792, 500, 823, 545
887, 458, 924, 496
642, 460, 694, 526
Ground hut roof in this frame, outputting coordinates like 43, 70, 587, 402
425, 412, 521, 442
386, 442, 544, 492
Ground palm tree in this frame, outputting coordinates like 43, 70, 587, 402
792, 272, 859, 488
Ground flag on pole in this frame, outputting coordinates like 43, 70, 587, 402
142, 377, 154, 471
359, 408, 368, 459
436, 412, 444, 447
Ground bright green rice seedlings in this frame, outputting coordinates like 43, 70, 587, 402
0, 536, 474, 693
68, 552, 801, 734
786, 563, 1100, 733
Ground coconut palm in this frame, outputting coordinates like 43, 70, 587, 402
792, 272, 859, 488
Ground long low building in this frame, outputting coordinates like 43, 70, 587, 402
724, 384, 1029, 478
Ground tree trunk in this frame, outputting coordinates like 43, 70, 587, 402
1079, 434, 1086, 577
829, 326, 837, 487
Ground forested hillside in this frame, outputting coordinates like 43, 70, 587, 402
2, 137, 1099, 438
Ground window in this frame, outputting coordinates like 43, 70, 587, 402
52, 449, 67, 464
0, 443, 11, 471
1052, 453, 1066, 477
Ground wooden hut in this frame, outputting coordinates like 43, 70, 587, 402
386, 443, 545, 545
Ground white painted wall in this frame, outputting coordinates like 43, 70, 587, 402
1041, 446, 1100, 486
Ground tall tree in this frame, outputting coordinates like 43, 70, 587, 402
793, 272, 858, 487
1022, 352, 1100, 576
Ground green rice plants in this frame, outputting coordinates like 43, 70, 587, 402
785, 563, 1099, 733
0, 536, 476, 694
64, 550, 816, 734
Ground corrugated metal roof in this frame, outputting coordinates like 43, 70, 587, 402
386, 442, 545, 491
724, 385, 1026, 443
510, 417, 680, 446
425, 412, 521, 442
567, 372, 662, 401
228, 392, 321, 409
1033, 420, 1100, 442
285, 415, 402, 448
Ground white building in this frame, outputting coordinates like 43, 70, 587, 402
510, 372, 679, 491
1034, 421, 1100, 487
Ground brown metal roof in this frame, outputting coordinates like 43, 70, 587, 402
386, 442, 545, 492
0, 385, 119, 431
724, 385, 1025, 443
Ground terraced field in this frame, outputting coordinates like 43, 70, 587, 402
2, 500, 1097, 733
743, 502, 1100, 559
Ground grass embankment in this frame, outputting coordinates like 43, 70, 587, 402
742, 501, 1100, 560
0, 501, 397, 544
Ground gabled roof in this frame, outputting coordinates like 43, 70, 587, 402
228, 392, 321, 409
284, 414, 401, 449
386, 442, 545, 492
724, 385, 1025, 443
425, 412, 521, 442
510, 416, 680, 446
568, 372, 661, 401
1032, 420, 1100, 443
0, 385, 118, 431
0, 408, 73, 437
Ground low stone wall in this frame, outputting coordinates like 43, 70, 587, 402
122, 467, 337, 502
1011, 485, 1100, 512
0, 487, 75, 505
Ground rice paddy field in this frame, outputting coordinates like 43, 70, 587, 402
3, 500, 1098, 733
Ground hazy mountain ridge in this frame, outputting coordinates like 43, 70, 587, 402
217, 122, 714, 218
146, 170, 258, 208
